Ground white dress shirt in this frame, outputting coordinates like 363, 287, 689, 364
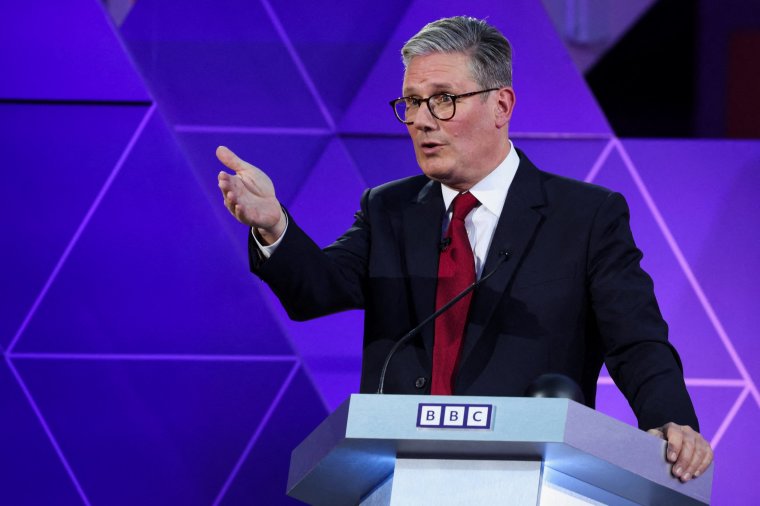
440, 141, 519, 278
256, 141, 520, 274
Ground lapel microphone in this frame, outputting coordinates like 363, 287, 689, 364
377, 249, 511, 394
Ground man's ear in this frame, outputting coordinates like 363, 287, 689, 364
494, 87, 516, 128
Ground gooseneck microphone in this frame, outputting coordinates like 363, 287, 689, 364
376, 250, 511, 394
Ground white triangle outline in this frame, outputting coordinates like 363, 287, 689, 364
591, 138, 759, 448
6, 105, 156, 355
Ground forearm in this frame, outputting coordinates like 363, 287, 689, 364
250, 208, 369, 321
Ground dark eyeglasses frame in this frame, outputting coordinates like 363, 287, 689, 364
389, 88, 499, 124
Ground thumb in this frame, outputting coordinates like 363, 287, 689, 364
216, 145, 248, 174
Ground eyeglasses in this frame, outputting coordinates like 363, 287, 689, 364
389, 88, 499, 124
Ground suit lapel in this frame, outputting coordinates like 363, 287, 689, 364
402, 180, 445, 360
458, 154, 547, 369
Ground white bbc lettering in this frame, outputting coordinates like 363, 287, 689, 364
418, 404, 493, 429
467, 406, 490, 427
442, 406, 466, 427
419, 405, 442, 426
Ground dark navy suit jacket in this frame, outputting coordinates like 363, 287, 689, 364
251, 150, 698, 431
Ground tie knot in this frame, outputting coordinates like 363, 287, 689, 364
451, 192, 479, 221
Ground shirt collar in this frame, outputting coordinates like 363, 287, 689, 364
441, 140, 520, 217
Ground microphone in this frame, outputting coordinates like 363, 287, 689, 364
439, 237, 452, 251
377, 249, 511, 394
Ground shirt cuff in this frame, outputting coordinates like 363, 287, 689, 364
251, 213, 288, 259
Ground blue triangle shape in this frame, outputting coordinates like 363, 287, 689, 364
592, 147, 740, 379
218, 366, 328, 505
708, 396, 760, 504
263, 139, 367, 409
14, 357, 295, 506
15, 113, 291, 356
0, 0, 149, 101
0, 360, 83, 504
0, 104, 148, 349
619, 139, 760, 384
512, 137, 612, 182
120, 0, 329, 128
265, 0, 412, 124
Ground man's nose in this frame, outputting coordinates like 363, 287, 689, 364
413, 103, 438, 131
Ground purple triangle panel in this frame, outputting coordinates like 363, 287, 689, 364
0, 104, 148, 349
0, 360, 82, 505
264, 292, 363, 410
512, 138, 611, 181
308, 359, 362, 411
687, 385, 746, 442
341, 135, 419, 188
0, 1, 149, 101
176, 131, 330, 209
620, 139, 760, 383
266, 139, 366, 406
219, 366, 328, 505
597, 382, 739, 457
594, 382, 638, 428
598, 374, 747, 442
14, 357, 293, 506
596, 373, 738, 440
592, 150, 739, 379
15, 113, 291, 356
288, 138, 369, 246
709, 397, 760, 504
267, 0, 411, 124
119, 0, 327, 128
339, 0, 611, 135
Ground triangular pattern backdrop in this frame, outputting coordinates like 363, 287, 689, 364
1, 0, 758, 504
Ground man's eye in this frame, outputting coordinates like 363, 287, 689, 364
433, 94, 454, 104
406, 98, 422, 108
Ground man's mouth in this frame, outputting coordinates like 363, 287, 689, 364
420, 141, 444, 153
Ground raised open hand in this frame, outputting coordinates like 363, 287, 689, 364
216, 146, 286, 244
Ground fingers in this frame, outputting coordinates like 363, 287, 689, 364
216, 146, 275, 199
656, 423, 713, 482
663, 423, 683, 464
679, 427, 713, 479
694, 441, 714, 478
215, 146, 282, 230
218, 172, 245, 220
216, 145, 247, 174
221, 187, 238, 218
233, 203, 246, 223
670, 427, 694, 481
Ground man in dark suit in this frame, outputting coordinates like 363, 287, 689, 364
217, 16, 713, 481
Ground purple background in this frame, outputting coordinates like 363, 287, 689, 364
1, 0, 758, 504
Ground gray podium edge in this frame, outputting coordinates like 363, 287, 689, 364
286, 394, 713, 505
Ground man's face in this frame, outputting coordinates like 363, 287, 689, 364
402, 51, 512, 190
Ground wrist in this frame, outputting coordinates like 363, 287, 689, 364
254, 208, 286, 245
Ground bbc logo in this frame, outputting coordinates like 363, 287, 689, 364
416, 403, 493, 429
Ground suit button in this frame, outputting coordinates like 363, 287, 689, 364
415, 377, 427, 389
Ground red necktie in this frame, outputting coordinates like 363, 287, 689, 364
431, 191, 480, 395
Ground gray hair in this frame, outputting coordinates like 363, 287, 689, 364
401, 16, 513, 89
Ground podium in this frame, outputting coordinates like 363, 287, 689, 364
287, 395, 712, 505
